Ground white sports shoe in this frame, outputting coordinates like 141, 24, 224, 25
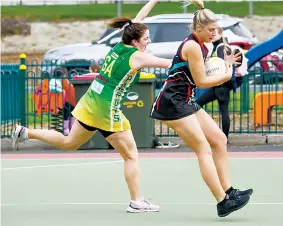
126, 197, 160, 213
11, 125, 28, 149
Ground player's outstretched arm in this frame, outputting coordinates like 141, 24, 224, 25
133, 0, 159, 23
131, 51, 172, 70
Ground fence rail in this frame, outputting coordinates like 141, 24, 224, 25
1, 57, 283, 138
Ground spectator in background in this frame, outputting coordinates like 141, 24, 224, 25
196, 27, 248, 143
50, 67, 75, 135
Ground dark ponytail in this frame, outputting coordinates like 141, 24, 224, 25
107, 17, 131, 29
106, 16, 148, 45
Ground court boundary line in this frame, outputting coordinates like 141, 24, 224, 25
2, 151, 283, 160
3, 157, 283, 160
2, 158, 283, 162
2, 202, 283, 206
2, 160, 123, 170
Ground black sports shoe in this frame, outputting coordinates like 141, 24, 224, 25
217, 194, 250, 217
228, 188, 253, 197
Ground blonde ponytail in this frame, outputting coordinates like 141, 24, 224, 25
183, 0, 204, 9
183, 0, 217, 31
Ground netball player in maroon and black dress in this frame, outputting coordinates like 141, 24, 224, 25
151, 0, 253, 217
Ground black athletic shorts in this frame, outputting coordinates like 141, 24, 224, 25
150, 80, 201, 120
78, 120, 114, 138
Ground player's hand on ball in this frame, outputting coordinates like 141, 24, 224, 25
224, 48, 242, 66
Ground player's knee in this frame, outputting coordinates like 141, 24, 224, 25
121, 144, 138, 161
62, 138, 80, 151
197, 146, 213, 157
124, 146, 138, 161
108, 133, 138, 161
124, 152, 138, 162
196, 149, 213, 159
211, 131, 227, 150
192, 137, 213, 157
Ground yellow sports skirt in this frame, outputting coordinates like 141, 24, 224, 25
72, 92, 131, 132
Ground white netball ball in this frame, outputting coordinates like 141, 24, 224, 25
205, 57, 227, 77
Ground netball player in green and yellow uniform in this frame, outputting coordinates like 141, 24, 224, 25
12, 0, 172, 213
72, 41, 142, 133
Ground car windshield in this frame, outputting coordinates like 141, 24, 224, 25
147, 23, 190, 42
225, 22, 254, 39
99, 23, 190, 43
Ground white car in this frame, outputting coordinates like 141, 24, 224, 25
42, 13, 258, 76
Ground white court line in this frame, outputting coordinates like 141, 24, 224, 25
2, 158, 283, 171
1, 202, 283, 206
2, 158, 283, 161
2, 158, 282, 170
2, 158, 122, 161
140, 158, 283, 160
2, 160, 123, 171
135, 158, 283, 160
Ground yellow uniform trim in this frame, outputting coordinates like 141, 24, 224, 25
129, 51, 139, 71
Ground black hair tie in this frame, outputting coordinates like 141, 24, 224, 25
128, 20, 133, 26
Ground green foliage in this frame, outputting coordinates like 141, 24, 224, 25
2, 2, 283, 22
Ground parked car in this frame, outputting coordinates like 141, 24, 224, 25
248, 49, 283, 84
42, 13, 258, 76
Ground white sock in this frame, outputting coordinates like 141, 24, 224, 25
131, 200, 140, 204
23, 127, 29, 140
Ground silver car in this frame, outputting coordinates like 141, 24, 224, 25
42, 13, 258, 75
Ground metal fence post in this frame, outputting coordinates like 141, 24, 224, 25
183, 1, 187, 13
249, 0, 253, 18
20, 53, 26, 65
19, 53, 27, 127
240, 75, 249, 113
117, 0, 122, 17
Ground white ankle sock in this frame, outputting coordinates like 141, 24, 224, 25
131, 200, 140, 204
